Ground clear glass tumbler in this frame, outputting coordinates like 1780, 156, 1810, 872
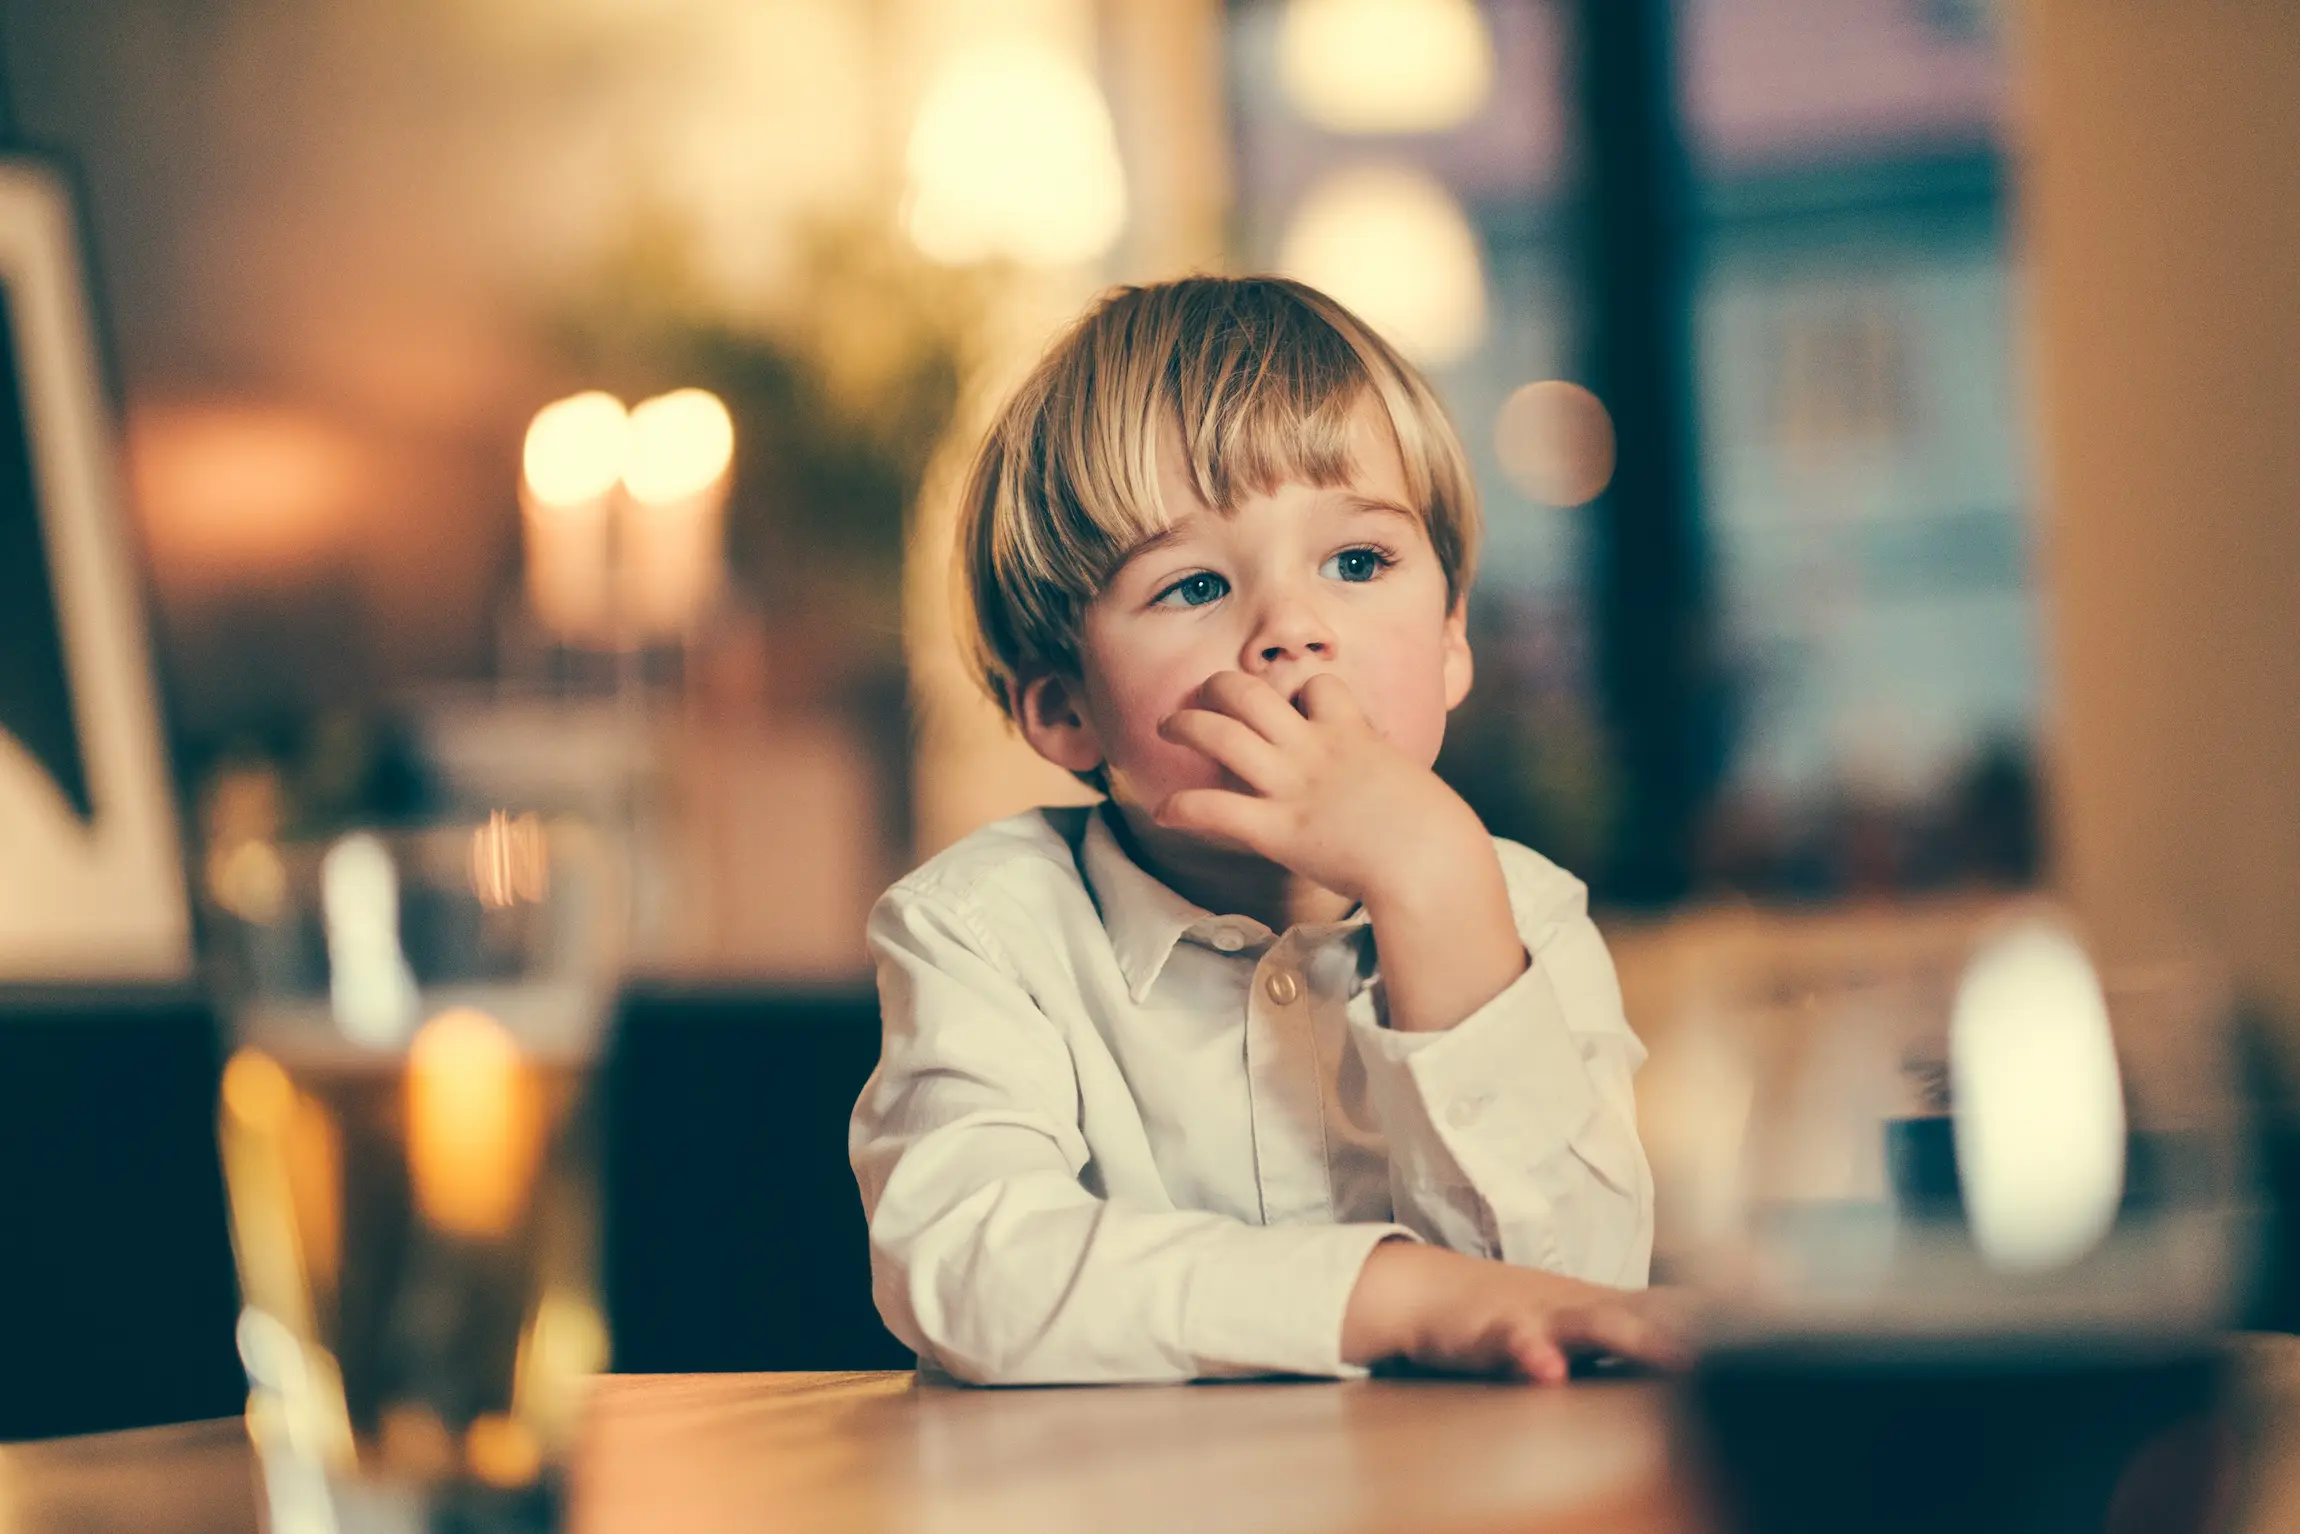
1663, 911, 2255, 1534
205, 814, 619, 1534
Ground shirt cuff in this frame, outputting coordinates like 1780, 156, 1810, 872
1181, 1221, 1416, 1379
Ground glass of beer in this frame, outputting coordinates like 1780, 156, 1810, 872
205, 814, 619, 1534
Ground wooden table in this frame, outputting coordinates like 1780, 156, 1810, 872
7, 1342, 2300, 1534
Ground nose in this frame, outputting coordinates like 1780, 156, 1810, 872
1238, 577, 1336, 681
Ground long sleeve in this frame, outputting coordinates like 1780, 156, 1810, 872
1346, 865, 1652, 1287
851, 884, 1408, 1385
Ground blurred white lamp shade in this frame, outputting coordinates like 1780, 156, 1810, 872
1278, 0, 1495, 135
620, 388, 734, 637
522, 391, 628, 508
904, 38, 1128, 267
623, 388, 733, 506
521, 392, 629, 642
1278, 163, 1487, 368
1950, 920, 2127, 1274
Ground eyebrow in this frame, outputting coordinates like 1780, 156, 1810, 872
1332, 494, 1419, 525
1111, 517, 1198, 572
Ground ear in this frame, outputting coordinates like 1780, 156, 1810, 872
1015, 672, 1107, 775
1441, 597, 1474, 711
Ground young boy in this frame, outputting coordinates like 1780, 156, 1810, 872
850, 275, 1679, 1386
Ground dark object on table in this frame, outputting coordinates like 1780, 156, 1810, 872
1685, 1336, 2233, 1534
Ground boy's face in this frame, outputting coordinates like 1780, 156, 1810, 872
1022, 394, 1472, 819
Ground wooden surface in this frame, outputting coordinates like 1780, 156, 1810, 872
575, 1372, 1696, 1534
7, 1340, 2300, 1534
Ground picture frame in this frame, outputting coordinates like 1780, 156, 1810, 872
0, 153, 191, 983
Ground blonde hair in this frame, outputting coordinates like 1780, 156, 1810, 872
957, 274, 1481, 719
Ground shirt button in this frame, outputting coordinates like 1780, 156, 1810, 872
1263, 968, 1301, 1006
1209, 927, 1246, 954
1446, 1096, 1485, 1130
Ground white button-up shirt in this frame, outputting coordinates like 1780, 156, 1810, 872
850, 806, 1652, 1384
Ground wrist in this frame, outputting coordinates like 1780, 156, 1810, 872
1361, 835, 1525, 1034
1357, 795, 1497, 921
1342, 1241, 1484, 1365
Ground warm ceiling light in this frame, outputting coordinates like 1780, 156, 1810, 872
1278, 162, 1487, 367
903, 37, 1128, 267
522, 392, 629, 507
1495, 381, 1617, 507
1278, 0, 1495, 136
623, 389, 734, 505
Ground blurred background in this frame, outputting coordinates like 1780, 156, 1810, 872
8, 0, 2052, 954
3, 0, 2298, 1439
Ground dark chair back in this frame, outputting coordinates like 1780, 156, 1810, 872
0, 982, 906, 1441
0, 989, 244, 1440
603, 985, 910, 1372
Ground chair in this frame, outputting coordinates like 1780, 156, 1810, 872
603, 985, 911, 1372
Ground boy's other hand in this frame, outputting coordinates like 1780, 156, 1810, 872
1154, 670, 1526, 1032
1342, 1241, 1693, 1385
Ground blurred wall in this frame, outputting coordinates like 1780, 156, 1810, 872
2016, 2, 2300, 1026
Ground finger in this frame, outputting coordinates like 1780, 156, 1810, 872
1153, 789, 1278, 858
1293, 671, 1367, 728
1195, 671, 1311, 744
1551, 1302, 1693, 1374
1157, 709, 1298, 795
1503, 1325, 1570, 1387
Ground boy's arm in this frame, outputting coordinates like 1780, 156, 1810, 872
1153, 671, 1652, 1285
1348, 863, 1653, 1286
852, 883, 1412, 1385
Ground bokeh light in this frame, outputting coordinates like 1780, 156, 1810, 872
1278, 0, 1494, 135
903, 37, 1128, 267
406, 1006, 543, 1241
322, 832, 418, 1046
1277, 162, 1487, 367
1950, 922, 2127, 1274
622, 389, 735, 506
470, 810, 550, 910
1495, 380, 1618, 507
521, 392, 629, 508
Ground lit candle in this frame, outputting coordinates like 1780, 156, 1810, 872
618, 389, 734, 639
521, 393, 630, 643
406, 1007, 544, 1240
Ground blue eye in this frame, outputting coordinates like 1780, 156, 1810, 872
1153, 571, 1229, 608
1322, 546, 1391, 583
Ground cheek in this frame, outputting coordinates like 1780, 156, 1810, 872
1081, 642, 1232, 801
1344, 621, 1456, 765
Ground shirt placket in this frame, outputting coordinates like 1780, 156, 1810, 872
1242, 932, 1336, 1226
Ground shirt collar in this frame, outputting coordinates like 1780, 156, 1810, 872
1078, 806, 1367, 1004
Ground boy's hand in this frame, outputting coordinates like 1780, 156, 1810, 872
1342, 1241, 1693, 1384
1153, 670, 1525, 1031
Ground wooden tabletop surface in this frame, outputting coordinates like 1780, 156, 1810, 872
6, 1341, 2299, 1534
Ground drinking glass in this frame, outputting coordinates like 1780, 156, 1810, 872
1659, 910, 2254, 1534
205, 814, 619, 1534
